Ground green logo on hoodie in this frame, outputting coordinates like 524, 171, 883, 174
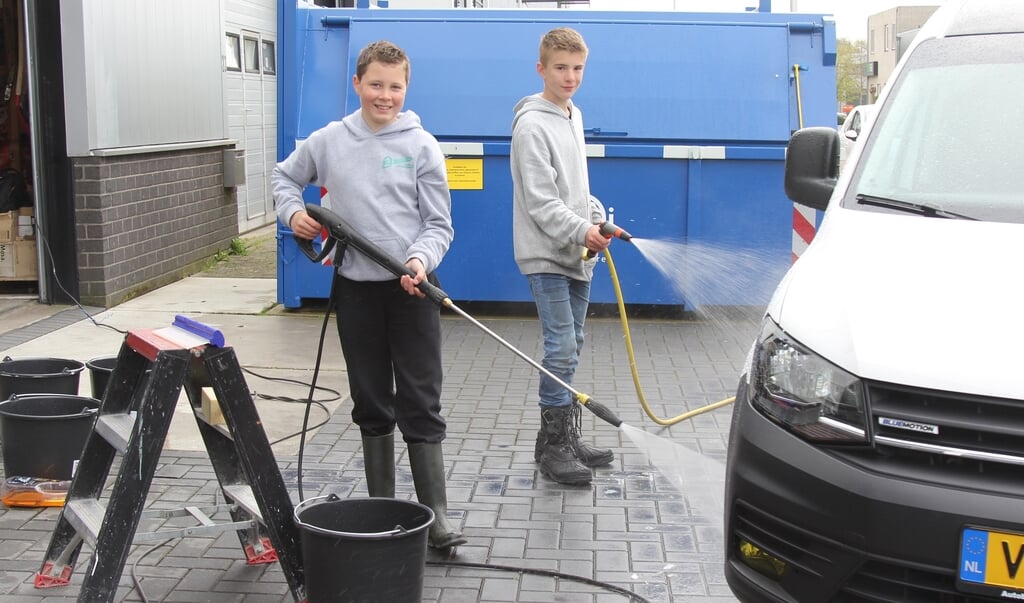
382, 156, 414, 169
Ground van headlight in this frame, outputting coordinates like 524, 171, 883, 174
749, 320, 868, 443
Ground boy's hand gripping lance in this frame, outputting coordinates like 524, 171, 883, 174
296, 203, 623, 428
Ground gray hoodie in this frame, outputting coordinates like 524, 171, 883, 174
510, 94, 604, 281
272, 109, 453, 282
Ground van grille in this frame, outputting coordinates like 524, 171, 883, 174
732, 502, 993, 602
856, 382, 1024, 493
836, 560, 995, 603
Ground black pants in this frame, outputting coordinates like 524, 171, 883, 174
333, 275, 446, 443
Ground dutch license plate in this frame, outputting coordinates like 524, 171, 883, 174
958, 526, 1024, 598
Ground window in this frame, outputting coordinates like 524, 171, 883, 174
851, 35, 1024, 223
225, 33, 241, 72
262, 40, 276, 75
243, 36, 260, 73
884, 25, 890, 51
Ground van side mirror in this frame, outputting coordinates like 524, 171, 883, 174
784, 127, 840, 212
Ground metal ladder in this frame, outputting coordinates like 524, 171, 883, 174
33, 327, 306, 602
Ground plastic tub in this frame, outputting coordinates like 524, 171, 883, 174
0, 394, 99, 480
86, 356, 119, 400
294, 494, 434, 603
0, 357, 85, 400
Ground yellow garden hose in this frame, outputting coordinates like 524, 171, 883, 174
602, 247, 736, 426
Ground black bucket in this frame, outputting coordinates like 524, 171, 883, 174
0, 394, 99, 480
85, 356, 119, 400
294, 494, 434, 603
0, 357, 85, 400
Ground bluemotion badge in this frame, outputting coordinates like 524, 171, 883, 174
879, 416, 939, 435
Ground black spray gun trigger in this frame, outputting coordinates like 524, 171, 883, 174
296, 233, 337, 264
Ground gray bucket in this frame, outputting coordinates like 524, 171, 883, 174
294, 494, 434, 603
0, 357, 85, 400
0, 394, 99, 480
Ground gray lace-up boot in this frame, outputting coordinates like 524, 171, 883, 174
536, 405, 592, 485
535, 402, 614, 468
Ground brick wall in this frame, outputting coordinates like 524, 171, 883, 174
73, 147, 239, 307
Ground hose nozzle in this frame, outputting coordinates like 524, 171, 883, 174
599, 221, 633, 242
575, 394, 623, 427
583, 221, 635, 259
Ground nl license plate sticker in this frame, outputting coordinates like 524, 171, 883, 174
958, 526, 1024, 598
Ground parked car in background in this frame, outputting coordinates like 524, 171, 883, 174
838, 104, 874, 172
724, 0, 1024, 601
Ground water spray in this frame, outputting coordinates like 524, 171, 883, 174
297, 204, 625, 428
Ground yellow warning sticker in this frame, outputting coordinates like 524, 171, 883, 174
445, 158, 483, 190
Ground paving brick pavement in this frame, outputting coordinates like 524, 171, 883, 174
0, 308, 755, 602
0, 224, 756, 601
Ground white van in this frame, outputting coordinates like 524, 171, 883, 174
724, 0, 1024, 601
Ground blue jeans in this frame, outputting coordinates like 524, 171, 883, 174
526, 273, 591, 408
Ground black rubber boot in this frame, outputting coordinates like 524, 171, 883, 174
534, 402, 614, 467
536, 406, 592, 485
408, 442, 468, 550
361, 433, 395, 498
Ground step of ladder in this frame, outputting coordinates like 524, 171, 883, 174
62, 486, 264, 547
93, 412, 135, 454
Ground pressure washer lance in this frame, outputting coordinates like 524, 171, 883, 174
297, 203, 624, 428
583, 221, 634, 259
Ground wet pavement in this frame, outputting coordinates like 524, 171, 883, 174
0, 225, 752, 602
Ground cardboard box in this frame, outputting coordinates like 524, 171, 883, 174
0, 238, 38, 280
0, 211, 16, 242
0, 208, 34, 242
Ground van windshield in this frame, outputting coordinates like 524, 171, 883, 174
847, 33, 1024, 224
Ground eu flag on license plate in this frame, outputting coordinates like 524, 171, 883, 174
961, 528, 989, 583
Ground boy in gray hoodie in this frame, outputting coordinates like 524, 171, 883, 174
272, 40, 465, 549
510, 27, 616, 486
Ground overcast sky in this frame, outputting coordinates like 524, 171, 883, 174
585, 0, 949, 41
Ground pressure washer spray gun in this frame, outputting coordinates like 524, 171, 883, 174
584, 221, 634, 259
296, 203, 624, 428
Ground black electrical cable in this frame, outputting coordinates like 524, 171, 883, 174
426, 559, 652, 602
129, 538, 175, 602
240, 365, 344, 445
292, 270, 340, 502
36, 228, 127, 335
241, 366, 343, 403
